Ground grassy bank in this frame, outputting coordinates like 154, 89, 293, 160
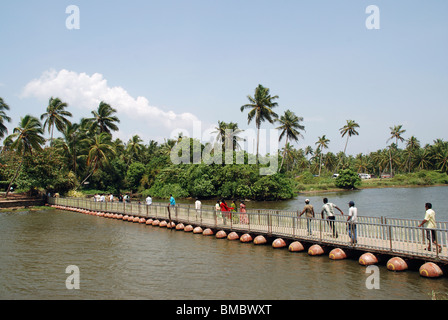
296, 170, 448, 194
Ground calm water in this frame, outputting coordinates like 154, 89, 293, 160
188, 185, 448, 221
1, 186, 448, 300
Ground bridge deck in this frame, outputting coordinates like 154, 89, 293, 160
48, 197, 448, 264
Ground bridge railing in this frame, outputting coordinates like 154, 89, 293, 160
48, 197, 447, 261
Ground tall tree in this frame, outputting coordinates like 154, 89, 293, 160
276, 110, 305, 170
83, 101, 120, 134
3, 115, 45, 197
125, 135, 144, 166
404, 136, 420, 173
40, 97, 72, 147
240, 84, 279, 162
0, 97, 12, 140
387, 125, 406, 177
77, 132, 116, 188
315, 135, 330, 176
212, 121, 245, 152
388, 125, 406, 147
339, 120, 360, 155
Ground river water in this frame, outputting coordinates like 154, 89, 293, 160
1, 186, 448, 300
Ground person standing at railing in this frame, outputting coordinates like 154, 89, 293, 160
146, 195, 152, 205
347, 201, 357, 245
169, 194, 176, 206
195, 198, 202, 220
220, 199, 232, 225
418, 203, 442, 253
240, 201, 248, 224
299, 199, 315, 235
321, 198, 344, 238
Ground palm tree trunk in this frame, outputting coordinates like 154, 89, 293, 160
319, 152, 323, 177
256, 126, 260, 164
280, 136, 288, 170
76, 158, 98, 191
5, 159, 23, 198
389, 148, 393, 177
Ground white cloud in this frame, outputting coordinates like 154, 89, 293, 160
21, 69, 201, 141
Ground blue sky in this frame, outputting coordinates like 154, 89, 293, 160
1, 0, 447, 156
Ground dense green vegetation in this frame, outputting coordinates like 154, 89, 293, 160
0, 88, 447, 200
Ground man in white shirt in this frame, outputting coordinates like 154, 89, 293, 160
321, 198, 344, 238
146, 195, 152, 205
347, 201, 358, 244
195, 198, 202, 219
418, 203, 441, 253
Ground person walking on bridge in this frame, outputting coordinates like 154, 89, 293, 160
321, 198, 344, 238
300, 199, 315, 235
418, 203, 442, 253
347, 201, 357, 245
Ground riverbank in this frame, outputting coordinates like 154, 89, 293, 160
296, 171, 448, 194
0, 193, 46, 210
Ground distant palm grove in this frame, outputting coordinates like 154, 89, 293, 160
1, 85, 447, 201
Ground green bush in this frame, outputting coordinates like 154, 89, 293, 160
335, 169, 361, 189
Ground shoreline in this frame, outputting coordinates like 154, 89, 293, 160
297, 183, 447, 195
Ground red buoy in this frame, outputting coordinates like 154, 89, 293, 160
193, 226, 203, 234
253, 235, 267, 245
184, 225, 194, 232
419, 262, 443, 278
159, 220, 168, 227
216, 230, 227, 239
359, 253, 378, 266
272, 238, 286, 249
175, 223, 184, 230
227, 232, 239, 240
308, 244, 324, 256
203, 228, 214, 236
240, 234, 253, 243
329, 248, 347, 260
167, 221, 176, 229
146, 219, 153, 225
288, 241, 304, 252
152, 220, 160, 226
139, 218, 146, 224
387, 257, 408, 271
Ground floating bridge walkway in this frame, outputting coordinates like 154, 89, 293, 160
48, 197, 448, 276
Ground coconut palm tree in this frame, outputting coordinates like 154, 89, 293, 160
40, 97, 72, 147
77, 132, 116, 188
388, 125, 406, 147
0, 97, 11, 140
432, 143, 448, 173
240, 84, 279, 162
276, 110, 305, 170
83, 101, 120, 134
339, 120, 360, 155
315, 135, 330, 176
386, 125, 406, 177
53, 122, 81, 174
125, 135, 144, 166
404, 136, 420, 172
3, 115, 45, 197
212, 121, 245, 152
